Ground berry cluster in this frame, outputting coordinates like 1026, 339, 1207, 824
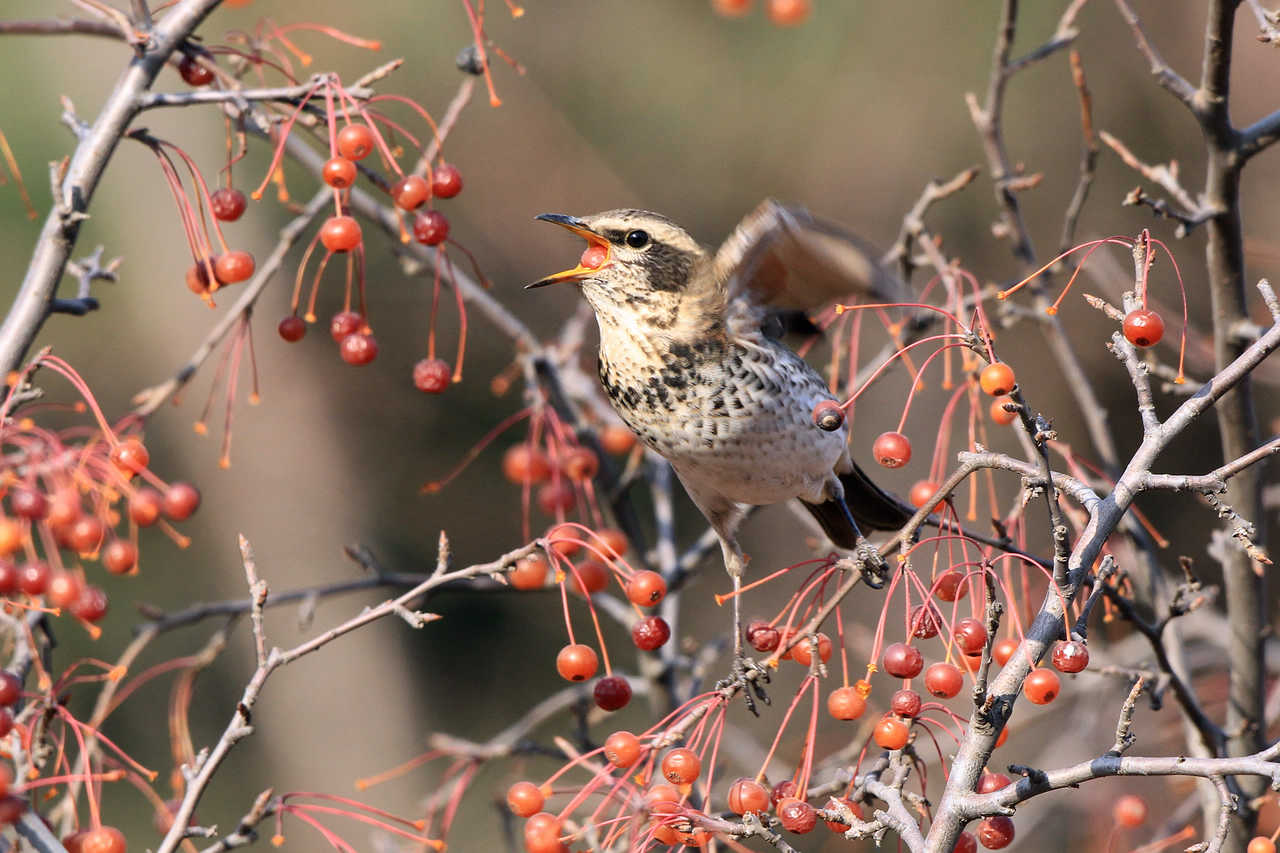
0, 357, 200, 636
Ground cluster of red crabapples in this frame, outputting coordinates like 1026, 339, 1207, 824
248, 74, 470, 391
172, 47, 475, 391
0, 357, 201, 635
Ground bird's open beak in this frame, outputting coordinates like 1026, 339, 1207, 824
526, 213, 612, 289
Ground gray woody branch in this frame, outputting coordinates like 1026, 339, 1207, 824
0, 0, 224, 376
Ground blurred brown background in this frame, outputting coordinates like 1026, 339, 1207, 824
0, 0, 1276, 849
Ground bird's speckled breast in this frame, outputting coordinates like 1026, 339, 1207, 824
597, 332, 846, 505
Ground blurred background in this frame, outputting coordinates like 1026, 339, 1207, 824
0, 0, 1277, 849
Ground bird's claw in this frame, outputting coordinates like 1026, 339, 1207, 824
853, 538, 888, 589
718, 653, 771, 716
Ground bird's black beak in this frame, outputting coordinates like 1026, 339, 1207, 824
527, 213, 612, 289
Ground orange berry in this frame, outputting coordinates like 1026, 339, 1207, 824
555, 644, 598, 681
979, 362, 1016, 396
990, 397, 1017, 425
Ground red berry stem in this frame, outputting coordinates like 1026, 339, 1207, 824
459, 0, 503, 107
251, 78, 324, 201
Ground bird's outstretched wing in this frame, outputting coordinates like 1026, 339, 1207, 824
714, 200, 906, 336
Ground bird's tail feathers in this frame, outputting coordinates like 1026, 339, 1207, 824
801, 463, 914, 550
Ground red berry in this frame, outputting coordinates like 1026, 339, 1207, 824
1248, 838, 1276, 853
924, 662, 964, 698
413, 210, 450, 246
1112, 794, 1148, 827
185, 262, 212, 295
214, 250, 255, 284
102, 540, 137, 575
339, 333, 378, 365
627, 571, 667, 607
555, 644, 598, 681
593, 675, 631, 710
0, 710, 12, 738
873, 715, 910, 750
934, 569, 969, 601
320, 215, 362, 252
979, 363, 1016, 396
508, 555, 548, 590
992, 637, 1019, 666
329, 311, 364, 342
0, 561, 17, 595
506, 781, 545, 817
599, 425, 636, 455
746, 620, 780, 652
882, 642, 924, 678
17, 561, 49, 595
777, 797, 817, 833
110, 438, 150, 474
68, 516, 105, 552
570, 559, 608, 595
977, 772, 1011, 793
537, 482, 576, 517
129, 488, 163, 527
712, 0, 752, 17
890, 688, 922, 718
210, 188, 247, 222
631, 615, 671, 651
1123, 308, 1164, 348
322, 157, 357, 189
431, 162, 463, 198
990, 397, 1017, 425
771, 779, 797, 806
604, 731, 642, 768
1051, 639, 1089, 673
163, 482, 201, 520
1023, 668, 1061, 704
792, 632, 832, 667
910, 604, 942, 639
413, 358, 451, 393
10, 488, 47, 520
503, 445, 552, 484
661, 748, 701, 784
812, 401, 844, 431
47, 571, 84, 609
277, 315, 306, 342
0, 522, 19, 557
391, 175, 431, 210
579, 244, 608, 270
873, 431, 912, 468
954, 831, 979, 853
71, 585, 108, 623
0, 673, 21, 706
178, 54, 214, 86
523, 813, 562, 853
728, 778, 770, 814
977, 815, 1015, 849
561, 447, 599, 481
767, 0, 811, 25
953, 618, 988, 656
908, 480, 939, 509
823, 796, 863, 832
827, 686, 866, 720
337, 124, 376, 161
596, 528, 629, 557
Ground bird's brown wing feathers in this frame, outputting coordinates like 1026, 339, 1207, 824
714, 200, 906, 336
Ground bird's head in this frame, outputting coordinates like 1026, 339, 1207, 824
528, 210, 715, 329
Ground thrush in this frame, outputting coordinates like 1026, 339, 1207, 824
529, 201, 913, 664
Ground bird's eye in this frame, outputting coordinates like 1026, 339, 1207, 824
624, 230, 650, 248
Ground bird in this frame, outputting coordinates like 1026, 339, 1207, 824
528, 201, 914, 664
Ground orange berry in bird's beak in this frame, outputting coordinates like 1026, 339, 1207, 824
580, 245, 608, 270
